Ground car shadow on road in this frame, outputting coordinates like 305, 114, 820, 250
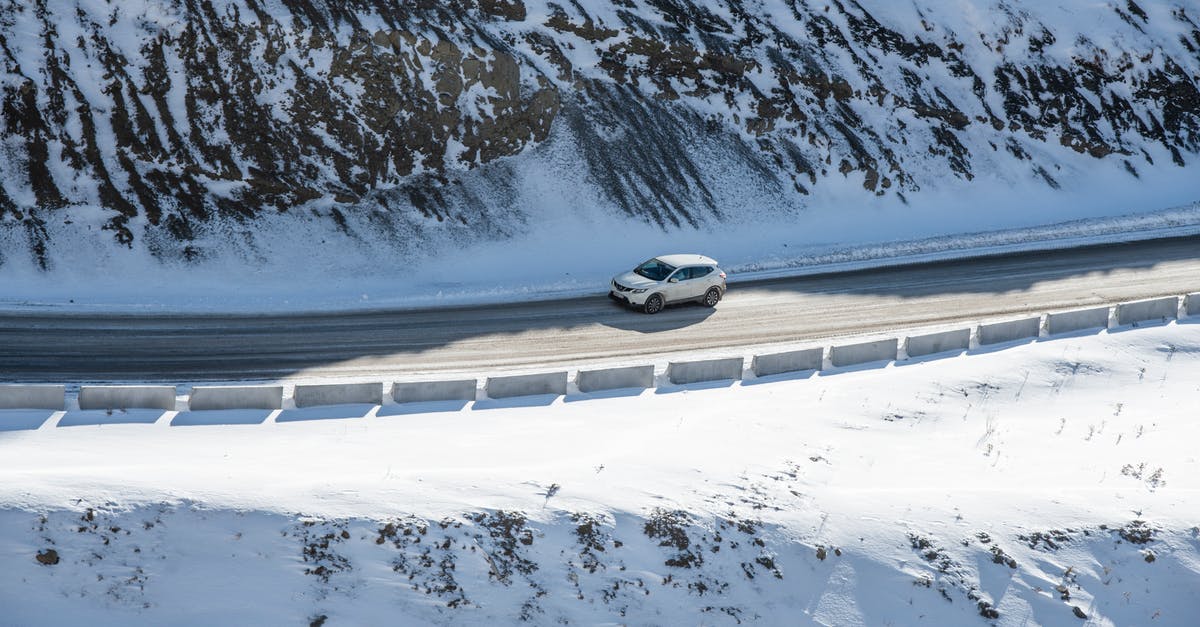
601, 301, 717, 333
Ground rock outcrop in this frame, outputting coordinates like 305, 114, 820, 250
0, 0, 1197, 266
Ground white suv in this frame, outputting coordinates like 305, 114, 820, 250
610, 254, 727, 314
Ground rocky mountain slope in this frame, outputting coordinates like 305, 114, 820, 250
0, 0, 1198, 268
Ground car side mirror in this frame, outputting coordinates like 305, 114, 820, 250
668, 277, 679, 283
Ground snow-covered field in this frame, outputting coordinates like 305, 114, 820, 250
2, 321, 1197, 625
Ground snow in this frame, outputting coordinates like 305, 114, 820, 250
1, 187, 1198, 313
1, 1, 1198, 622
2, 0, 1199, 312
2, 319, 1199, 625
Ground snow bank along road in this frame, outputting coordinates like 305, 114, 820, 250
2, 236, 1199, 382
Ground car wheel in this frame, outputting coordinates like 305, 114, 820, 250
702, 287, 721, 307
643, 294, 664, 314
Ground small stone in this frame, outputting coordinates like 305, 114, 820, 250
1072, 606, 1087, 619
36, 549, 59, 565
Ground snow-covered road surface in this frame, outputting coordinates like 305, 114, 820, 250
2, 237, 1199, 382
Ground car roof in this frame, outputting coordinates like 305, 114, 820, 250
655, 254, 718, 267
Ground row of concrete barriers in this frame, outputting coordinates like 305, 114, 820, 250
2, 293, 1197, 412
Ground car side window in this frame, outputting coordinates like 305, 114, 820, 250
695, 266, 713, 278
678, 267, 697, 280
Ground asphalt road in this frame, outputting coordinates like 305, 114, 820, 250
2, 236, 1199, 382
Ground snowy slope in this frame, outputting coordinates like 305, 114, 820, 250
0, 0, 1198, 307
2, 322, 1198, 625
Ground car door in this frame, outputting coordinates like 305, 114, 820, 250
687, 266, 715, 299
672, 267, 703, 301
686, 264, 710, 299
663, 267, 690, 302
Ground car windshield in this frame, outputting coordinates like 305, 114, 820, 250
634, 258, 676, 281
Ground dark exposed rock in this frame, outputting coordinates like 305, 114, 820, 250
0, 0, 1196, 261
1116, 519, 1156, 544
35, 548, 59, 565
546, 5, 618, 41
479, 0, 527, 22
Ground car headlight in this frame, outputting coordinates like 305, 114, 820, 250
632, 288, 647, 293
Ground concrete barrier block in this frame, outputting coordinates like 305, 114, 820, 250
977, 317, 1040, 346
1187, 293, 1200, 317
393, 379, 477, 403
751, 348, 823, 377
0, 384, 65, 410
904, 329, 970, 358
1046, 306, 1111, 336
189, 385, 283, 411
293, 382, 383, 408
576, 365, 655, 393
485, 372, 568, 399
666, 357, 744, 385
829, 338, 898, 368
1117, 297, 1179, 326
79, 386, 176, 411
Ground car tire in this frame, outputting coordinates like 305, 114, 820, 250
643, 294, 664, 314
702, 287, 721, 307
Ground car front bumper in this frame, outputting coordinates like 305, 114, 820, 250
609, 281, 650, 306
